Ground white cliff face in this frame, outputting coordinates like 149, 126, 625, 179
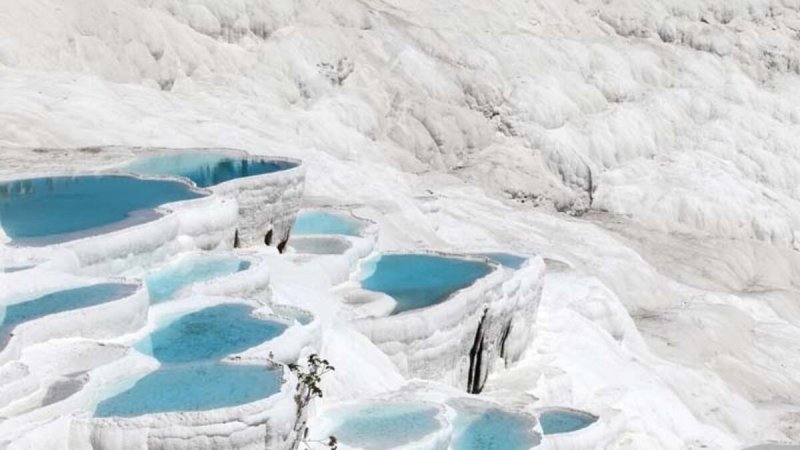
0, 147, 305, 275
2, 0, 800, 449
3, 0, 799, 245
350, 256, 544, 391
0, 282, 148, 367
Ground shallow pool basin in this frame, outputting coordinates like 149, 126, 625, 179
1, 283, 138, 331
330, 403, 442, 449
360, 254, 492, 315
0, 175, 203, 244
291, 210, 362, 236
136, 303, 287, 364
453, 408, 540, 450
95, 303, 288, 418
539, 409, 598, 435
126, 152, 296, 188
94, 362, 282, 417
145, 256, 250, 303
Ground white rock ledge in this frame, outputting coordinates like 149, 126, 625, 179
288, 234, 377, 287
352, 252, 545, 392
65, 298, 321, 450
535, 407, 614, 450
154, 251, 274, 304
0, 147, 306, 276
0, 281, 148, 366
70, 364, 298, 450
313, 400, 452, 450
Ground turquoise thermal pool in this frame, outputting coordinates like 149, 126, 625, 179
145, 257, 250, 303
453, 408, 540, 450
1, 283, 138, 331
361, 254, 492, 315
539, 409, 598, 435
291, 210, 362, 236
0, 175, 202, 244
96, 303, 288, 417
331, 403, 441, 449
136, 304, 287, 364
126, 153, 296, 188
94, 362, 282, 417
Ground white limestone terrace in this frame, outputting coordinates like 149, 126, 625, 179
3, 0, 800, 448
287, 234, 376, 286
122, 147, 305, 249
284, 208, 544, 396
0, 173, 518, 450
133, 250, 273, 304
0, 251, 272, 406
0, 247, 321, 448
0, 146, 305, 275
0, 279, 147, 367
0, 294, 321, 449
313, 399, 453, 450
284, 208, 545, 396
534, 407, 603, 450
286, 207, 379, 285
310, 383, 543, 450
71, 296, 320, 450
341, 251, 544, 392
0, 145, 313, 450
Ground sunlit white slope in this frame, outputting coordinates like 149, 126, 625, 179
2, 0, 800, 448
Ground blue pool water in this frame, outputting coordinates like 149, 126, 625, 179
539, 410, 597, 435
291, 210, 362, 236
332, 404, 441, 449
453, 409, 540, 450
146, 257, 250, 303
361, 254, 492, 315
0, 175, 203, 242
476, 253, 527, 269
136, 304, 287, 364
1, 283, 138, 329
126, 153, 296, 188
95, 303, 286, 417
94, 362, 282, 417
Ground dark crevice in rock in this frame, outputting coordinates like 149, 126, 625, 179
42, 372, 89, 407
468, 308, 489, 394
499, 319, 512, 366
265, 229, 273, 246
158, 78, 174, 91
234, 229, 240, 248
473, 335, 486, 393
277, 238, 289, 254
